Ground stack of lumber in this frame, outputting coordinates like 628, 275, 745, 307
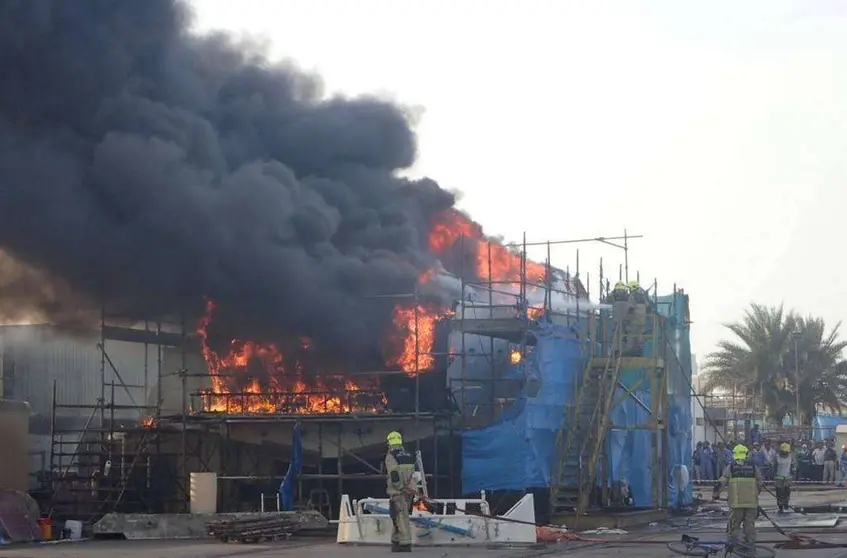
207, 513, 302, 543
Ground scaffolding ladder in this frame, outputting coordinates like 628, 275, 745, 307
551, 321, 624, 516
414, 450, 429, 498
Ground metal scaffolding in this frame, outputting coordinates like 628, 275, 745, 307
46, 292, 456, 522
445, 230, 688, 520
46, 312, 191, 520
450, 231, 642, 426
41, 227, 690, 524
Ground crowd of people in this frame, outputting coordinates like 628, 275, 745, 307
693, 435, 847, 484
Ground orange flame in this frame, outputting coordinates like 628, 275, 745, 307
510, 350, 522, 365
385, 304, 437, 376
197, 300, 386, 414
413, 499, 429, 512
428, 209, 547, 283
192, 207, 579, 416
527, 307, 545, 320
140, 416, 156, 428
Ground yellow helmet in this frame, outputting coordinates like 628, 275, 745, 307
780, 443, 790, 453
732, 444, 748, 461
614, 281, 626, 290
386, 431, 403, 446
627, 280, 640, 290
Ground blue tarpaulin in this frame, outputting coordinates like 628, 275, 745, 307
461, 322, 580, 491
279, 425, 302, 511
461, 293, 693, 508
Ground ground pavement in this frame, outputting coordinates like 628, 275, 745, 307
5, 489, 847, 557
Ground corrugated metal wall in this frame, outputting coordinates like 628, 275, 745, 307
0, 399, 30, 491
0, 325, 156, 422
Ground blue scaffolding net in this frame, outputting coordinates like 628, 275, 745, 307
461, 293, 693, 508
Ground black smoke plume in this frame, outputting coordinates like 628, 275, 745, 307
0, 0, 455, 363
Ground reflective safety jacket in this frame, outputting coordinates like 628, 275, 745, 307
775, 453, 794, 479
385, 446, 416, 497
612, 287, 629, 302
714, 461, 761, 509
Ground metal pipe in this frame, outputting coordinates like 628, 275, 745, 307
100, 304, 106, 430
414, 287, 420, 451
546, 240, 552, 311
520, 232, 528, 377
598, 256, 604, 301
337, 425, 343, 519
575, 248, 580, 320
487, 241, 494, 421
505, 234, 643, 248
460, 234, 467, 422
97, 343, 139, 406
794, 332, 801, 426
49, 378, 57, 480
143, 320, 149, 406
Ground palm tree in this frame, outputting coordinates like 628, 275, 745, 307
703, 304, 847, 425
794, 316, 847, 422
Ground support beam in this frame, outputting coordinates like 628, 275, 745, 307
102, 325, 189, 347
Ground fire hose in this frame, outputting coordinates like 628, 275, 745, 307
707, 495, 846, 550
413, 495, 704, 545
414, 494, 646, 543
413, 494, 847, 549
756, 505, 847, 550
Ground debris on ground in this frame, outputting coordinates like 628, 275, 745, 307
580, 527, 627, 535
206, 514, 302, 543
536, 525, 570, 541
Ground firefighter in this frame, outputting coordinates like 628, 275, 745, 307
775, 442, 794, 513
612, 281, 629, 301
610, 281, 631, 330
627, 280, 642, 298
626, 280, 647, 356
713, 444, 762, 546
385, 431, 415, 552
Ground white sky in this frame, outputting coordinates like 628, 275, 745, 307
189, 0, 847, 360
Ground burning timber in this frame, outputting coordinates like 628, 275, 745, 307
53, 216, 641, 525
169, 209, 585, 423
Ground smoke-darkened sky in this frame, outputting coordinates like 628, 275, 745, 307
0, 0, 456, 359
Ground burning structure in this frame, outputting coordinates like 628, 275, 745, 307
0, 0, 693, 525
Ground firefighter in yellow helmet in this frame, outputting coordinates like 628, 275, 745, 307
385, 431, 415, 552
603, 281, 628, 305
774, 442, 795, 513
625, 280, 647, 356
713, 444, 762, 545
605, 282, 631, 356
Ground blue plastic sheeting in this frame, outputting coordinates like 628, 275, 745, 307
461, 322, 581, 492
279, 425, 302, 511
813, 415, 847, 440
659, 293, 694, 508
605, 293, 693, 508
461, 293, 693, 509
